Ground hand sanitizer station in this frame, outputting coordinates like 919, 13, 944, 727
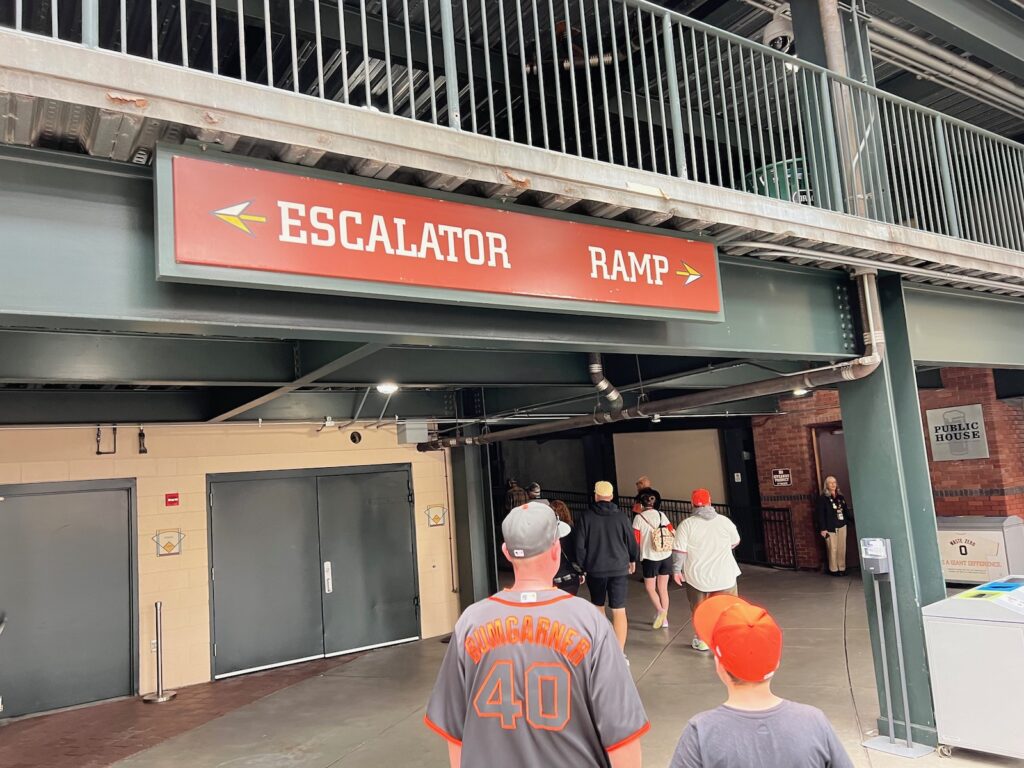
922, 577, 1024, 759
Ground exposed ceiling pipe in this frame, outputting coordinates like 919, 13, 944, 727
870, 35, 1024, 115
588, 352, 624, 414
418, 272, 884, 450
738, 0, 1024, 122
868, 16, 1024, 110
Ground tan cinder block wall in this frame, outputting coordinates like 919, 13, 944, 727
0, 424, 460, 693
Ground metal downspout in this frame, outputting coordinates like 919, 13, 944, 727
418, 272, 884, 450
588, 353, 624, 414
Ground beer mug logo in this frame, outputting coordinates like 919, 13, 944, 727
944, 409, 969, 455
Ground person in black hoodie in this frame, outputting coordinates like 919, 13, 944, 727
577, 480, 639, 654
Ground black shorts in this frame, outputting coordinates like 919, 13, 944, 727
641, 557, 673, 579
587, 575, 628, 609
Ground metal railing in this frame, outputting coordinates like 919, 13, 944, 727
4, 1, 1022, 252
540, 489, 796, 569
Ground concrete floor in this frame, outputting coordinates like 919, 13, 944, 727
111, 567, 1022, 768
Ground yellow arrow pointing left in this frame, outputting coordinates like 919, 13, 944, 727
212, 201, 267, 236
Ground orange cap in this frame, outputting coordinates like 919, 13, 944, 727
691, 488, 712, 507
693, 595, 783, 683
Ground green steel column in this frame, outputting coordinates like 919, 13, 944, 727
838, 274, 945, 746
451, 427, 497, 610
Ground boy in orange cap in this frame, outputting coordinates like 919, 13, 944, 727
668, 595, 854, 768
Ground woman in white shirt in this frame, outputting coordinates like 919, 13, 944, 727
632, 492, 675, 629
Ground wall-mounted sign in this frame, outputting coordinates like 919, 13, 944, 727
771, 468, 792, 487
165, 492, 180, 507
153, 529, 185, 557
156, 151, 721, 321
938, 530, 1007, 584
926, 404, 989, 462
424, 505, 448, 528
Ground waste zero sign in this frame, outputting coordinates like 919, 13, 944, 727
156, 152, 722, 320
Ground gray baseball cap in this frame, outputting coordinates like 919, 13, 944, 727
502, 501, 572, 558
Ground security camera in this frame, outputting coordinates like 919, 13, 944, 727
763, 8, 794, 53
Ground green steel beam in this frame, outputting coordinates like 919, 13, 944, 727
0, 388, 454, 425
838, 275, 944, 747
0, 146, 852, 360
0, 390, 211, 424
0, 330, 298, 386
872, 0, 1024, 82
301, 345, 593, 387
904, 286, 1024, 369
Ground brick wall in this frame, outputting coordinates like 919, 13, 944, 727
752, 368, 1024, 569
752, 391, 841, 569
919, 368, 1024, 518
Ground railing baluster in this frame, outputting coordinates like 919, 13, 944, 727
83, 0, 99, 48
607, 0, 628, 166
546, 0, 565, 153
592, 0, 614, 163
179, 0, 188, 67
933, 116, 960, 239
262, 0, 272, 86
578, 0, 598, 160
496, 0, 512, 138
423, 0, 438, 123
439, 0, 462, 128
238, 1, 249, 81
650, 13, 670, 174
288, 0, 299, 93
661, 16, 686, 180
478, 0, 493, 136
677, 23, 696, 180
461, 0, 475, 131
622, 2, 642, 169
403, 1, 417, 118
210, 0, 219, 75
313, 0, 325, 99
564, 0, 582, 156
701, 31, 722, 185
151, 0, 158, 61
690, 28, 710, 182
514, 0, 532, 143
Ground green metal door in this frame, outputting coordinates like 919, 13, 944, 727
317, 470, 419, 656
209, 477, 325, 678
0, 487, 133, 719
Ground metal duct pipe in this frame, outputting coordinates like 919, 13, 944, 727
868, 16, 1024, 111
738, 0, 1024, 121
525, 52, 618, 76
588, 353, 624, 414
870, 35, 1024, 115
418, 272, 884, 450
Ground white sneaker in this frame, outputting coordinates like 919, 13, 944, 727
691, 638, 710, 652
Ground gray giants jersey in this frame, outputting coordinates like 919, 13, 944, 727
425, 588, 649, 767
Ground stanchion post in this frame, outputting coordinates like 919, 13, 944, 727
143, 601, 177, 703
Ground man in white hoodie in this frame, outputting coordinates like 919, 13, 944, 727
672, 488, 741, 652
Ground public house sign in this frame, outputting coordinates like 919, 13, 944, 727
156, 149, 722, 321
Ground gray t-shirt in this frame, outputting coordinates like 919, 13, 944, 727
425, 588, 648, 767
669, 700, 855, 768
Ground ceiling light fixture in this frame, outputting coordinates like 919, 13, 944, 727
376, 382, 399, 395
792, 388, 810, 397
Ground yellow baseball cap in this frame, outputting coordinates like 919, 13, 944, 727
594, 481, 614, 497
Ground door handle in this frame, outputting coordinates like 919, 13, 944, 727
323, 562, 333, 594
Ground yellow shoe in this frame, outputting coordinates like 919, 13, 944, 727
653, 611, 666, 629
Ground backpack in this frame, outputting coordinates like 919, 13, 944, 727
641, 512, 674, 553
